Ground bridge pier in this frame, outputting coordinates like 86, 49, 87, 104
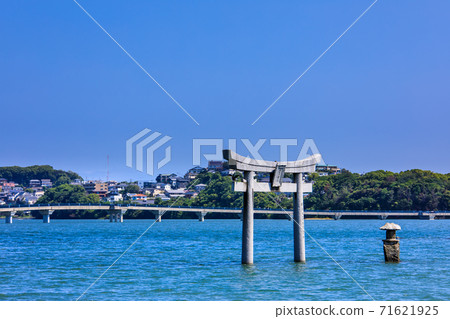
109, 211, 124, 223
196, 212, 207, 222
153, 211, 163, 222
242, 171, 255, 265
238, 213, 243, 221
334, 213, 342, 220
286, 214, 293, 221
418, 211, 434, 220
293, 173, 306, 263
42, 210, 54, 223
5, 211, 15, 224
119, 209, 126, 223
379, 214, 388, 220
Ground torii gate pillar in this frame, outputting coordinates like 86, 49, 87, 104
242, 171, 255, 264
293, 173, 305, 262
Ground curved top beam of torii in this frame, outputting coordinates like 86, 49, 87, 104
223, 149, 322, 173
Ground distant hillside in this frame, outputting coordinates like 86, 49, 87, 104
0, 165, 82, 186
163, 169, 449, 212
305, 169, 450, 211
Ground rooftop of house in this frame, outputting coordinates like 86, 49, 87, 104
158, 173, 177, 177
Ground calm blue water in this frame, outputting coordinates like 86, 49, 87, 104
0, 219, 448, 301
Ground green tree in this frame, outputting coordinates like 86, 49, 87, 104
55, 175, 71, 187
37, 184, 100, 204
34, 184, 101, 219
124, 184, 140, 194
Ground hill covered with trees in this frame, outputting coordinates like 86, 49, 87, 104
165, 169, 449, 212
0, 165, 81, 186
306, 169, 449, 211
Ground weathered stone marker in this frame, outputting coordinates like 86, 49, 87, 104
223, 149, 321, 264
380, 222, 401, 263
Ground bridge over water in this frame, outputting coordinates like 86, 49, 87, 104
0, 203, 448, 223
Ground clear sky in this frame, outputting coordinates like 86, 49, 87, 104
1, 0, 449, 182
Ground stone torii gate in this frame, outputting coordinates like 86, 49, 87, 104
223, 149, 321, 264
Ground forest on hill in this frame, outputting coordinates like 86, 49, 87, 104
167, 169, 449, 212
0, 165, 81, 186
305, 169, 449, 211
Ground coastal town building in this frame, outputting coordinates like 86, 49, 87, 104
207, 161, 225, 172
156, 173, 177, 184
155, 193, 170, 201
165, 189, 186, 198
184, 166, 204, 180
34, 190, 45, 198
143, 181, 155, 189
129, 194, 148, 203
2, 182, 16, 189
83, 181, 108, 198
315, 165, 341, 176
107, 193, 123, 203
175, 177, 189, 189
41, 179, 53, 188
17, 192, 38, 205
146, 188, 165, 197
29, 179, 41, 187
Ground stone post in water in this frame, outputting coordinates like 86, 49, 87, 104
380, 223, 401, 263
242, 171, 255, 265
293, 173, 306, 263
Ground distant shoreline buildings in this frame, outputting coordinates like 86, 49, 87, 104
0, 161, 341, 206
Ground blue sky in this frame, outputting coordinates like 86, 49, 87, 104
1, 0, 449, 181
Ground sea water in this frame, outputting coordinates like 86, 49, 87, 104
0, 219, 448, 301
